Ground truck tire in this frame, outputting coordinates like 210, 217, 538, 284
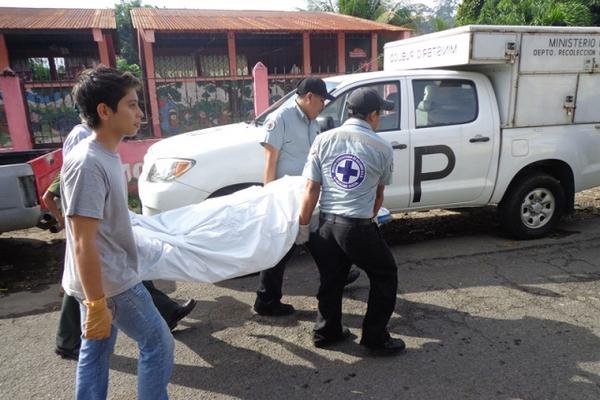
498, 173, 564, 240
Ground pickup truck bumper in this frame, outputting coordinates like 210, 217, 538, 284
139, 179, 210, 216
0, 206, 41, 233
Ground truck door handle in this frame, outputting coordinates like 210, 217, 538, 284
391, 142, 407, 150
469, 136, 490, 143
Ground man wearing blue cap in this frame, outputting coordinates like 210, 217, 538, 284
297, 87, 405, 355
254, 77, 360, 316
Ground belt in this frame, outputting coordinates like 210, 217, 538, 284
320, 212, 373, 226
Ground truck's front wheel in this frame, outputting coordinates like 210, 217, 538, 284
499, 174, 564, 240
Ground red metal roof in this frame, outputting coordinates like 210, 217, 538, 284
0, 8, 116, 30
130, 9, 409, 33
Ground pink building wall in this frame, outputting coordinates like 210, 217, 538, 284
118, 138, 160, 190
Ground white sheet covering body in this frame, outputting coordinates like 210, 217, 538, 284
132, 176, 305, 283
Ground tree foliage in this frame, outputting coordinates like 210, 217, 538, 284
305, 0, 460, 34
456, 0, 600, 26
114, 0, 142, 65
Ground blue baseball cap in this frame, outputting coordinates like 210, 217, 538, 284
347, 87, 395, 114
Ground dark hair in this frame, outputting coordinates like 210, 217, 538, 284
72, 66, 142, 128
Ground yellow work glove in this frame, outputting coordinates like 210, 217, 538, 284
83, 296, 113, 340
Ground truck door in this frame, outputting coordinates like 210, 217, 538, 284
407, 77, 495, 208
320, 80, 410, 210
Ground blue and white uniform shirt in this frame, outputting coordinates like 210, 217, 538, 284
261, 100, 319, 179
303, 118, 393, 219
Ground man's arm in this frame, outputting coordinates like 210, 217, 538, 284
299, 179, 321, 225
70, 215, 104, 301
373, 184, 385, 218
70, 214, 112, 340
263, 143, 280, 185
42, 190, 64, 229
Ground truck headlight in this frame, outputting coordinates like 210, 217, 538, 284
147, 158, 195, 182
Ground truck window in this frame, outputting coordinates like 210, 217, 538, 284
413, 79, 478, 128
320, 82, 400, 133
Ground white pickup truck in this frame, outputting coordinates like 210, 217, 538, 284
139, 25, 600, 239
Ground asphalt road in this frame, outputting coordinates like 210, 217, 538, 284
2, 213, 600, 399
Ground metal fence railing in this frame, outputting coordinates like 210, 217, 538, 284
150, 73, 331, 137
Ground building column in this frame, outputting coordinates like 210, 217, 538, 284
370, 33, 378, 71
140, 29, 161, 138
104, 32, 116, 67
303, 32, 311, 74
337, 32, 346, 74
253, 62, 269, 117
48, 57, 58, 80
227, 32, 237, 77
0, 34, 9, 70
0, 73, 32, 150
93, 28, 111, 67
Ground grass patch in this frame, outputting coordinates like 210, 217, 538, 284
128, 193, 142, 214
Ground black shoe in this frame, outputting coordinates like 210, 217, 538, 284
361, 337, 406, 355
167, 299, 197, 331
55, 347, 79, 361
253, 299, 295, 316
345, 269, 360, 286
313, 327, 352, 348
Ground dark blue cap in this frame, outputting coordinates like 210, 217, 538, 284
347, 87, 395, 114
296, 77, 335, 101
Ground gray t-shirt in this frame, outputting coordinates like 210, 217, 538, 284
63, 124, 92, 156
261, 101, 319, 178
61, 137, 140, 298
303, 118, 394, 219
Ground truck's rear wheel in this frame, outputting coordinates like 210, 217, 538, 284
498, 173, 564, 240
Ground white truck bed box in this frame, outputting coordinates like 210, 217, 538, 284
384, 25, 600, 128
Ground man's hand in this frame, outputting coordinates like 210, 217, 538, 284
83, 296, 112, 340
295, 224, 310, 245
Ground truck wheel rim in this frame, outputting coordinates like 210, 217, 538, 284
520, 188, 555, 229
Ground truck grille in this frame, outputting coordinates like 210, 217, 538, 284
18, 175, 39, 208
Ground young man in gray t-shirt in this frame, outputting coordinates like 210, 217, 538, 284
62, 67, 173, 399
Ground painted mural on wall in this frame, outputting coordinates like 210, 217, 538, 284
156, 78, 305, 136
268, 78, 302, 104
26, 86, 80, 146
0, 91, 11, 148
157, 80, 254, 136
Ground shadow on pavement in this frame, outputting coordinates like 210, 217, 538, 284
109, 293, 600, 399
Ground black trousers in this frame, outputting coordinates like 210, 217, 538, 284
55, 293, 81, 351
256, 245, 297, 303
309, 220, 398, 345
55, 281, 180, 351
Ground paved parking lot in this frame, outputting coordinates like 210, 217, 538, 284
2, 211, 600, 399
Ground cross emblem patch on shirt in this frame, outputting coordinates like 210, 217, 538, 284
331, 154, 365, 189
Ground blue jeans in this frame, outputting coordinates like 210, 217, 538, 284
76, 282, 174, 400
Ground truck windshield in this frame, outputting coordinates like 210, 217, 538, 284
254, 81, 338, 125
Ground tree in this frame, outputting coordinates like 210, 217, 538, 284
114, 0, 142, 65
456, 0, 597, 26
307, 0, 394, 20
455, 0, 485, 26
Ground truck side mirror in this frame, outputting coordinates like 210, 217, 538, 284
317, 116, 335, 133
